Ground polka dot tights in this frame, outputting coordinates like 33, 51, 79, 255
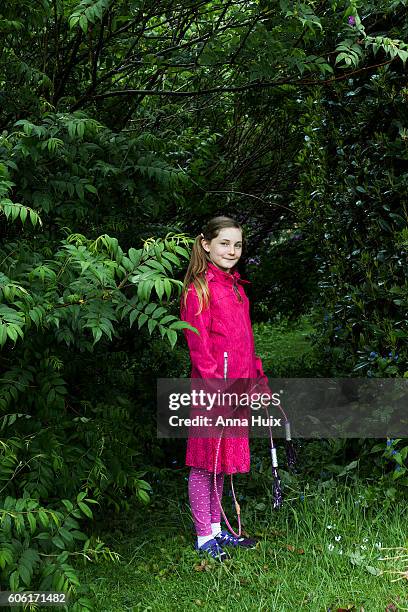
188, 467, 224, 536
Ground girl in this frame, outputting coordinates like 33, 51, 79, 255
180, 216, 272, 562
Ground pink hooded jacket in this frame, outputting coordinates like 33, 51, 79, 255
180, 260, 271, 474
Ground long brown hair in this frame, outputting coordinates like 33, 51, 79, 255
181, 216, 245, 315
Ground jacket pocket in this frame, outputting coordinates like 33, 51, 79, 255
210, 315, 227, 337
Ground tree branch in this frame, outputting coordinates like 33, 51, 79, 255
84, 58, 394, 103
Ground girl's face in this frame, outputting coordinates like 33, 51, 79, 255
202, 227, 243, 273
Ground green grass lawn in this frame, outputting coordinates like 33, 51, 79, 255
74, 316, 408, 611
252, 314, 320, 377
76, 478, 408, 612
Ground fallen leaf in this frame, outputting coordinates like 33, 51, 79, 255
286, 544, 304, 554
385, 604, 398, 612
270, 528, 284, 536
194, 560, 211, 572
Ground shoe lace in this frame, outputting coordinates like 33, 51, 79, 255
218, 532, 239, 546
208, 540, 225, 557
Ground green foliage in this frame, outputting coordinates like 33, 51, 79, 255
0, 489, 117, 607
0, 229, 195, 351
0, 112, 189, 231
0, 97, 201, 600
252, 315, 327, 377
249, 234, 320, 323
69, 0, 110, 33
0, 192, 196, 598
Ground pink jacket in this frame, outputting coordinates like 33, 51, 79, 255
180, 260, 270, 474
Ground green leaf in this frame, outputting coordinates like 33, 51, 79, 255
29, 208, 40, 227
365, 565, 382, 576
349, 551, 365, 566
147, 318, 158, 334
166, 329, 177, 348
138, 313, 148, 329
147, 260, 165, 273
159, 314, 177, 325
61, 499, 74, 512
20, 206, 27, 224
138, 489, 150, 504
59, 527, 74, 543
71, 530, 88, 541
155, 279, 164, 300
173, 245, 189, 258
38, 510, 49, 527
145, 302, 157, 315
78, 501, 93, 518
92, 327, 103, 344
151, 306, 167, 319
75, 182, 84, 201
27, 512, 36, 534
10, 570, 19, 591
0, 325, 7, 347
0, 546, 13, 570
79, 14, 88, 32
335, 52, 351, 65
128, 248, 142, 266
85, 184, 98, 194
129, 309, 139, 328
18, 563, 31, 586
169, 320, 192, 330
7, 325, 18, 342
69, 14, 80, 28
52, 535, 65, 550
163, 252, 180, 266
163, 279, 172, 301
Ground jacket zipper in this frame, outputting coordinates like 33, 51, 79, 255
233, 280, 243, 303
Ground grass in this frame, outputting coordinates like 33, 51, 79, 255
252, 314, 319, 376
75, 477, 408, 612
74, 315, 407, 611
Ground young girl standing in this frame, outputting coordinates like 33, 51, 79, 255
180, 216, 272, 562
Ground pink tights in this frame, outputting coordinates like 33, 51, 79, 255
188, 467, 225, 536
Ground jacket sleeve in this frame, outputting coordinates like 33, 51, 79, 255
180, 284, 222, 379
254, 353, 273, 397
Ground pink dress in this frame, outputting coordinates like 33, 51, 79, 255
180, 261, 271, 475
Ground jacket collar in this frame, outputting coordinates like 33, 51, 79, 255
205, 260, 251, 285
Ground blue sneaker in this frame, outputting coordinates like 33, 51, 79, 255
194, 538, 231, 562
214, 530, 258, 549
